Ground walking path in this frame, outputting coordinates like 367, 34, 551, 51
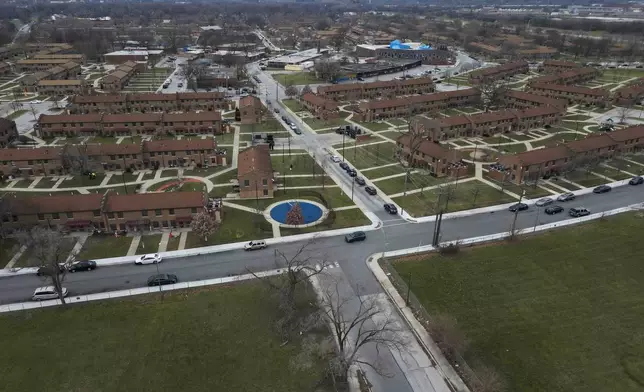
127, 236, 141, 256
178, 232, 188, 250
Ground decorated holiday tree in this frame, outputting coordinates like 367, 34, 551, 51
285, 202, 304, 226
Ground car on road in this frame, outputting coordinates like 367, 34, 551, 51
147, 274, 178, 287
545, 205, 564, 215
569, 207, 590, 217
535, 197, 554, 207
354, 176, 365, 186
339, 162, 350, 170
31, 100, 43, 104
330, 155, 341, 163
557, 192, 576, 202
162, 83, 169, 89
289, 123, 297, 130
508, 203, 529, 212
347, 169, 357, 177
32, 286, 68, 301
365, 186, 377, 195
384, 203, 398, 214
244, 240, 267, 251
68, 260, 97, 273
293, 128, 302, 135
345, 231, 366, 243
593, 185, 612, 194
629, 176, 644, 185
135, 253, 162, 265
274, 108, 279, 113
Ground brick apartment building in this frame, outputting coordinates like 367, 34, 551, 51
469, 61, 529, 84
0, 43, 73, 62
317, 77, 435, 101
529, 67, 599, 86
99, 61, 141, 92
35, 111, 224, 138
237, 145, 274, 199
529, 82, 609, 106
0, 118, 18, 148
540, 60, 581, 74
396, 133, 468, 178
613, 78, 644, 106
413, 105, 563, 141
15, 59, 72, 73
70, 92, 231, 114
502, 90, 568, 110
0, 146, 65, 177
143, 139, 221, 169
239, 95, 263, 124
0, 191, 206, 232
489, 126, 644, 184
302, 93, 340, 119
36, 79, 90, 97
354, 88, 481, 122
517, 46, 558, 60
30, 53, 86, 64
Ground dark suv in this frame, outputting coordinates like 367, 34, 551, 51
147, 274, 179, 286
508, 203, 528, 212
68, 260, 97, 273
345, 231, 366, 243
384, 203, 398, 214
365, 186, 377, 195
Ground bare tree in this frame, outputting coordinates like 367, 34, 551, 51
15, 227, 76, 305
284, 83, 299, 99
617, 105, 632, 124
426, 314, 469, 361
300, 84, 313, 97
190, 211, 219, 242
179, 62, 206, 92
29, 103, 38, 122
319, 281, 409, 378
478, 79, 509, 112
314, 60, 341, 83
61, 144, 93, 175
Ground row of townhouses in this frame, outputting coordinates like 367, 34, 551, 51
539, 59, 581, 74
613, 78, 644, 106
468, 61, 529, 84
69, 92, 232, 114
396, 133, 468, 178
528, 67, 599, 86
354, 88, 481, 122
412, 105, 564, 141
99, 61, 145, 92
0, 43, 75, 62
491, 126, 644, 184
0, 118, 18, 148
0, 138, 226, 178
501, 90, 568, 110
529, 82, 610, 106
1, 191, 208, 233
19, 61, 81, 90
35, 111, 225, 139
316, 77, 436, 101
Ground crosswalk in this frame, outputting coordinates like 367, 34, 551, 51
315, 261, 341, 271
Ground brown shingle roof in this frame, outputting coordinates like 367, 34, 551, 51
566, 134, 617, 152
501, 146, 571, 166
504, 90, 567, 107
469, 110, 517, 124
238, 145, 273, 177
363, 88, 479, 110
6, 193, 103, 215
470, 61, 528, 78
0, 146, 62, 161
606, 126, 644, 142
531, 83, 609, 96
38, 114, 103, 124
239, 95, 262, 108
144, 138, 215, 152
105, 192, 204, 212
72, 94, 126, 104
543, 59, 580, 68
38, 79, 83, 86
103, 113, 162, 123
163, 112, 222, 122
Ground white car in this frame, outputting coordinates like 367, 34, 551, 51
32, 286, 68, 301
135, 253, 162, 265
330, 155, 341, 163
31, 100, 42, 104
535, 197, 553, 207
289, 124, 297, 130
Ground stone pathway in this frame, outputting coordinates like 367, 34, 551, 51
178, 231, 188, 250
127, 236, 141, 256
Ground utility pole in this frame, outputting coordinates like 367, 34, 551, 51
342, 130, 346, 162
510, 190, 526, 236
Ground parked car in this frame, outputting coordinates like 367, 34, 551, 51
32, 286, 68, 301
354, 176, 366, 186
384, 203, 398, 214
629, 176, 644, 185
36, 263, 67, 276
178, 82, 183, 87
345, 231, 366, 243
339, 162, 350, 170
365, 186, 377, 195
593, 185, 612, 194
68, 260, 97, 273
135, 254, 162, 265
289, 124, 297, 130
569, 207, 590, 217
557, 192, 576, 202
147, 274, 178, 286
244, 240, 267, 251
535, 197, 553, 207
274, 108, 280, 113
347, 169, 357, 177
330, 155, 341, 163
508, 203, 529, 212
545, 205, 564, 215
293, 128, 302, 135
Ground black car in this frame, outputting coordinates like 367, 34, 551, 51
365, 186, 377, 195
347, 169, 357, 177
281, 115, 288, 122
629, 176, 644, 185
293, 128, 302, 135
274, 108, 279, 113
384, 203, 398, 214
68, 260, 97, 273
544, 205, 564, 215
147, 274, 179, 287
508, 203, 529, 212
354, 176, 366, 186
593, 185, 612, 194
345, 231, 366, 243
339, 162, 350, 170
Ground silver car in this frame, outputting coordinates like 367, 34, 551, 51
32, 286, 68, 301
557, 192, 576, 202
535, 197, 553, 207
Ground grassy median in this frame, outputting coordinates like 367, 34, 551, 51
0, 280, 332, 392
391, 213, 644, 392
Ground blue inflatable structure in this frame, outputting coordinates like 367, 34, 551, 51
388, 40, 432, 50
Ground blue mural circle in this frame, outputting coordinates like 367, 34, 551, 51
270, 201, 323, 224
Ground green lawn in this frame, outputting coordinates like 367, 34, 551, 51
280, 207, 370, 236
359, 164, 407, 180
273, 72, 323, 86
213, 132, 236, 145
387, 118, 407, 126
482, 136, 510, 145
87, 136, 118, 144
107, 172, 139, 185
0, 238, 19, 267
165, 235, 181, 252
185, 207, 271, 248
377, 131, 404, 141
354, 121, 391, 132
563, 114, 593, 121
120, 136, 143, 145
303, 117, 349, 130
271, 154, 320, 175
339, 142, 399, 169
530, 133, 581, 148
233, 188, 355, 211
0, 279, 332, 392
34, 178, 59, 189
391, 214, 644, 392
564, 170, 608, 188
61, 174, 106, 188
277, 175, 332, 187
136, 234, 162, 254
281, 99, 304, 113
589, 165, 632, 181
11, 179, 32, 188
497, 143, 527, 154
6, 109, 27, 120
392, 180, 516, 217
373, 172, 452, 195
77, 236, 133, 259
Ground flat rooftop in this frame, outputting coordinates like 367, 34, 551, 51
341, 59, 420, 73
269, 48, 329, 64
